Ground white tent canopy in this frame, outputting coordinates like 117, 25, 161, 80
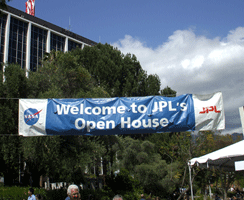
189, 139, 244, 171
188, 139, 244, 200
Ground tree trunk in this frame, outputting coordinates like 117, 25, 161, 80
40, 175, 43, 187
223, 187, 228, 200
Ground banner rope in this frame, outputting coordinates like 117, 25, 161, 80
0, 95, 178, 100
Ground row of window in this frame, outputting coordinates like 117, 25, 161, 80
30, 25, 47, 71
0, 15, 7, 68
0, 14, 85, 71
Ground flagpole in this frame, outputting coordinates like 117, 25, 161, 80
33, 0, 35, 16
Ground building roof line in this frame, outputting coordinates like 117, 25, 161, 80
1, 6, 97, 46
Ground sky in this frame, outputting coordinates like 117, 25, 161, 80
7, 0, 244, 135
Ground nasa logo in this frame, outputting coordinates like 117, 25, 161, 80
24, 108, 42, 125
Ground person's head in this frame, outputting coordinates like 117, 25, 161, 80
113, 194, 123, 200
67, 184, 80, 200
28, 188, 34, 196
141, 194, 145, 199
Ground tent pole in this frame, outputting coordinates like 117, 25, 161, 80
189, 164, 194, 200
209, 179, 212, 199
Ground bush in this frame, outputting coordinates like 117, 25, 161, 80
45, 189, 67, 200
0, 186, 47, 200
227, 191, 236, 198
79, 188, 114, 200
104, 168, 143, 200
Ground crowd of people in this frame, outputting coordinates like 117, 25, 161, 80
23, 185, 160, 200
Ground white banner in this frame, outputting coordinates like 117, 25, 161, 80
193, 92, 225, 131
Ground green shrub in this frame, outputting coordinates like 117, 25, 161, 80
105, 168, 143, 199
45, 189, 67, 200
0, 186, 47, 200
80, 188, 113, 200
227, 191, 236, 198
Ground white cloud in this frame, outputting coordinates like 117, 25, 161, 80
112, 27, 244, 134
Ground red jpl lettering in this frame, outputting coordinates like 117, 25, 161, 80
199, 106, 220, 114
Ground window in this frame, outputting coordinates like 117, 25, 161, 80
8, 17, 28, 69
50, 33, 65, 52
30, 25, 47, 71
68, 39, 82, 51
0, 14, 7, 65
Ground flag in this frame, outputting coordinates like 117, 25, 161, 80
25, 0, 35, 16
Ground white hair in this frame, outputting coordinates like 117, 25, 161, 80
67, 184, 79, 195
113, 194, 123, 200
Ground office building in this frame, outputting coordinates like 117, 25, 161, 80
0, 6, 97, 72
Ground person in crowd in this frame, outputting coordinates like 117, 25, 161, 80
65, 184, 81, 200
113, 194, 123, 200
140, 194, 146, 200
28, 188, 36, 200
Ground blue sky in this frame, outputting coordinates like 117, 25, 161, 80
7, 0, 244, 135
8, 0, 244, 47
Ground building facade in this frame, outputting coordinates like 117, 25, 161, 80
0, 6, 96, 73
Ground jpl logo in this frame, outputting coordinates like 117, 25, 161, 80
24, 108, 42, 125
199, 106, 220, 114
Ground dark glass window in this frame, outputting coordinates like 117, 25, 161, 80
68, 40, 82, 51
0, 14, 7, 65
50, 33, 65, 52
8, 17, 28, 69
30, 25, 47, 71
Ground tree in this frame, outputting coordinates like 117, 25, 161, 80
21, 135, 105, 186
148, 132, 193, 198
105, 168, 143, 199
22, 50, 110, 186
21, 136, 62, 186
0, 135, 21, 185
193, 131, 234, 158
117, 137, 180, 198
73, 43, 161, 97
0, 64, 29, 135
144, 74, 161, 96
160, 86, 177, 97
0, 0, 10, 10
30, 49, 110, 98
0, 64, 30, 185
0, 51, 110, 186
